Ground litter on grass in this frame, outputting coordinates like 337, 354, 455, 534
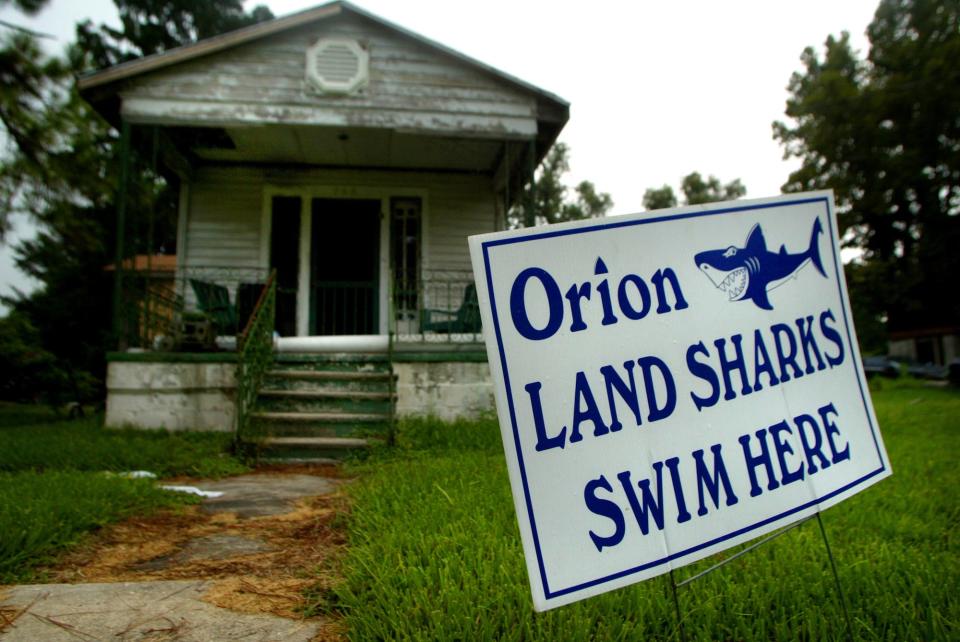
122, 470, 157, 479
161, 485, 224, 498
112, 471, 224, 497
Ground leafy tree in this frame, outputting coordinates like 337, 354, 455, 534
0, 310, 97, 403
0, 0, 46, 14
773, 0, 960, 336
509, 143, 613, 228
75, 0, 272, 69
643, 172, 746, 210
0, 1, 272, 400
681, 172, 746, 205
642, 185, 677, 211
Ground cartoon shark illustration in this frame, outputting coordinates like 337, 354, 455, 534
694, 218, 827, 310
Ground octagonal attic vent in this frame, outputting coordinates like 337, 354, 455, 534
305, 38, 369, 95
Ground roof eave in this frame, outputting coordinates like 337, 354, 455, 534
77, 2, 343, 93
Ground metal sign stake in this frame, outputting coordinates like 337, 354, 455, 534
667, 512, 854, 641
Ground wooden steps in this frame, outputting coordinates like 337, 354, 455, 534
261, 436, 373, 449
249, 354, 395, 459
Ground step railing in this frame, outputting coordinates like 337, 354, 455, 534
235, 270, 276, 444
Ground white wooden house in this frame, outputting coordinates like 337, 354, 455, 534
80, 1, 568, 438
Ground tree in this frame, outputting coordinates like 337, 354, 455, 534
643, 172, 746, 210
681, 172, 746, 205
75, 0, 272, 69
0, 1, 273, 400
0, 0, 46, 14
508, 143, 613, 228
642, 185, 677, 211
773, 0, 960, 337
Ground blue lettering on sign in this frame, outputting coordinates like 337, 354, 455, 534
525, 356, 677, 451
509, 259, 689, 341
686, 308, 846, 411
584, 402, 852, 550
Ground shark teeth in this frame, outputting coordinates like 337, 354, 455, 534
718, 267, 748, 300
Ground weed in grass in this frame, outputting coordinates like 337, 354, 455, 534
330, 382, 959, 640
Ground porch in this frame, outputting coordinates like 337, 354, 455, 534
106, 264, 492, 451
115, 264, 484, 353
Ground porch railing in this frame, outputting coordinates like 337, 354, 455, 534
117, 265, 270, 351
118, 265, 481, 349
392, 269, 482, 343
312, 280, 377, 335
235, 270, 276, 443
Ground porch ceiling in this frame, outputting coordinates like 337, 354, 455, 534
177, 125, 503, 172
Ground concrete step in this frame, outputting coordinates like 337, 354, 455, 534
257, 389, 394, 413
262, 423, 387, 438
251, 410, 390, 423
258, 435, 379, 460
266, 369, 394, 381
272, 353, 391, 373
263, 369, 395, 393
257, 457, 342, 465
262, 436, 372, 449
259, 389, 394, 401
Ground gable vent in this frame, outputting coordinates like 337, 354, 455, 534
305, 38, 369, 95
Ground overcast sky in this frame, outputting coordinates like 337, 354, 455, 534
0, 0, 879, 309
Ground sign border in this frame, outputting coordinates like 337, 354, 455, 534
478, 194, 888, 602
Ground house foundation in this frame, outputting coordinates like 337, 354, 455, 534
105, 351, 493, 431
105, 356, 238, 432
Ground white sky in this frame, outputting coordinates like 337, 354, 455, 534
0, 0, 879, 308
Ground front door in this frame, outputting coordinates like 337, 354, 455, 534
310, 198, 380, 335
270, 196, 301, 337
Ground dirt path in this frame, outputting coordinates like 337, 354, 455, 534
0, 465, 348, 641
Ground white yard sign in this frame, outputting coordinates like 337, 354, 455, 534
468, 192, 890, 612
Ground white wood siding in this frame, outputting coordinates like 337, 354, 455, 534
184, 166, 493, 273
425, 175, 494, 271
120, 13, 537, 136
184, 167, 263, 269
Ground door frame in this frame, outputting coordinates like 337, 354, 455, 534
260, 184, 429, 337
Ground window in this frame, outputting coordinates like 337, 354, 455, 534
391, 198, 421, 321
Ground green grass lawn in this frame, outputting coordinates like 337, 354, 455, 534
0, 405, 248, 583
0, 471, 190, 583
328, 380, 959, 640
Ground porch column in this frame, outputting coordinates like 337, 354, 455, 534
112, 119, 131, 350
524, 139, 537, 228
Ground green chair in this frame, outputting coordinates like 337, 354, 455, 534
421, 283, 481, 333
189, 279, 237, 335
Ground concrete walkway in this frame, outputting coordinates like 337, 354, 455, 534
0, 470, 341, 642
0, 581, 320, 641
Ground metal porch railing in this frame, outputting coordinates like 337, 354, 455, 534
116, 265, 270, 351
392, 269, 482, 344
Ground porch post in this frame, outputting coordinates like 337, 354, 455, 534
143, 126, 159, 349
524, 139, 536, 228
112, 120, 132, 350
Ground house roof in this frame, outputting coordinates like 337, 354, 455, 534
77, 1, 569, 115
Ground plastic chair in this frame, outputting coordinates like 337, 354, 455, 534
189, 279, 237, 334
421, 283, 481, 333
